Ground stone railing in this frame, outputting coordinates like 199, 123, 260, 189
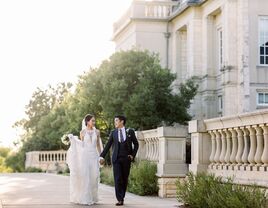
189, 109, 268, 187
113, 0, 178, 35
136, 128, 159, 162
25, 150, 67, 172
136, 126, 188, 197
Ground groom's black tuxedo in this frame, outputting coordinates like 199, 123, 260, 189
100, 128, 139, 163
100, 127, 139, 203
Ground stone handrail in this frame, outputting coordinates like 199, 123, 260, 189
205, 110, 268, 170
189, 109, 268, 187
137, 128, 159, 162
25, 150, 67, 172
113, 0, 178, 35
136, 126, 188, 197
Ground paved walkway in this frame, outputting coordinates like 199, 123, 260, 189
0, 173, 180, 208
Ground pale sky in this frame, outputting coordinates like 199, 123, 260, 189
0, 0, 132, 147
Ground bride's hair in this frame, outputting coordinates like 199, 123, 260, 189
84, 114, 94, 126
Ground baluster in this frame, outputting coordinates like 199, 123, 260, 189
155, 137, 159, 161
229, 129, 238, 166
152, 138, 155, 161
214, 130, 221, 165
261, 125, 268, 168
224, 129, 232, 166
219, 130, 226, 165
148, 138, 153, 161
247, 126, 257, 169
208, 131, 216, 165
254, 126, 264, 167
241, 127, 250, 167
235, 128, 244, 166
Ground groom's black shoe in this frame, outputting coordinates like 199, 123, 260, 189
115, 201, 124, 206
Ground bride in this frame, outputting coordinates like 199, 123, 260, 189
66, 114, 103, 205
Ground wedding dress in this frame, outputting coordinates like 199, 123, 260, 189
66, 127, 101, 205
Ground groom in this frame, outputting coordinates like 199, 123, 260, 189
100, 115, 139, 206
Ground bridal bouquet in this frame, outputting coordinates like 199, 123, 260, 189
61, 134, 71, 145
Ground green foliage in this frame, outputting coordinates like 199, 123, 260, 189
0, 155, 12, 173
25, 167, 43, 172
12, 49, 198, 172
100, 161, 158, 196
5, 151, 25, 172
0, 147, 11, 158
128, 160, 158, 196
97, 50, 198, 130
176, 172, 268, 208
0, 147, 13, 172
100, 166, 114, 186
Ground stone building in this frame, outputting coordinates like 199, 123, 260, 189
112, 0, 268, 120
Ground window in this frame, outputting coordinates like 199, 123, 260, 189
259, 16, 268, 65
217, 28, 223, 70
257, 92, 268, 105
218, 95, 223, 112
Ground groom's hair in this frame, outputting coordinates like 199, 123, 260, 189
84, 114, 94, 126
115, 115, 126, 125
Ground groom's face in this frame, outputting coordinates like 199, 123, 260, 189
114, 118, 124, 129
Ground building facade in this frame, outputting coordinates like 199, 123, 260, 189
112, 0, 268, 120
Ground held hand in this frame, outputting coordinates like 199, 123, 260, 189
99, 158, 105, 165
128, 155, 134, 161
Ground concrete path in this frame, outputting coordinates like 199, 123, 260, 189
0, 173, 180, 208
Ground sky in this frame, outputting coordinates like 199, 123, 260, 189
0, 0, 132, 147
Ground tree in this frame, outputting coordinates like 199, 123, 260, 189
97, 50, 198, 130
11, 49, 198, 172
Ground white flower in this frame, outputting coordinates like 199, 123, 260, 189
61, 134, 71, 145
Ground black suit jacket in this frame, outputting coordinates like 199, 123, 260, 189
100, 128, 139, 163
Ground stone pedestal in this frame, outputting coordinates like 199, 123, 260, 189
188, 120, 211, 174
156, 126, 189, 197
158, 177, 179, 198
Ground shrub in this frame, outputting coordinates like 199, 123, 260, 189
128, 160, 158, 196
25, 167, 43, 172
100, 166, 114, 186
176, 172, 268, 208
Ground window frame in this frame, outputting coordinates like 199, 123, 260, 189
257, 92, 268, 106
258, 16, 268, 66
217, 27, 223, 71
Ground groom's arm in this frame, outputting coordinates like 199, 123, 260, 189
130, 129, 139, 159
100, 130, 114, 158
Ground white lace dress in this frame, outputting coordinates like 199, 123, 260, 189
66, 129, 100, 205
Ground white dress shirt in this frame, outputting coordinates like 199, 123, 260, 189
118, 127, 126, 142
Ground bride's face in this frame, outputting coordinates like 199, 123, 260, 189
87, 117, 96, 128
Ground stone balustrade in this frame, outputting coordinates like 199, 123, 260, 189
25, 150, 67, 172
136, 126, 188, 197
113, 0, 178, 35
136, 128, 159, 162
189, 109, 268, 187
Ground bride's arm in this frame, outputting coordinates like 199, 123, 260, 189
96, 129, 103, 155
80, 129, 85, 141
